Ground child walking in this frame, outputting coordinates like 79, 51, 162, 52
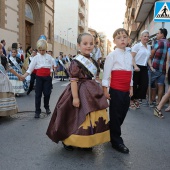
102, 28, 133, 154
7, 48, 28, 96
46, 33, 110, 151
23, 36, 53, 118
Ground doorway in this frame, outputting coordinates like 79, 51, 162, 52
25, 21, 32, 50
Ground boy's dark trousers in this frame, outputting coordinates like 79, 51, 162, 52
35, 75, 52, 114
109, 88, 130, 146
28, 73, 36, 93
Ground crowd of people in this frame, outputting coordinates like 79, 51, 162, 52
0, 27, 170, 154
128, 28, 170, 119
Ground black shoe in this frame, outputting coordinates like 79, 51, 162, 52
46, 109, 51, 115
83, 147, 93, 151
27, 90, 31, 95
34, 113, 40, 118
112, 144, 129, 154
15, 93, 20, 97
62, 142, 74, 151
60, 79, 62, 81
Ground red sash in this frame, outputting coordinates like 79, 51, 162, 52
36, 68, 50, 76
32, 69, 37, 74
110, 70, 132, 92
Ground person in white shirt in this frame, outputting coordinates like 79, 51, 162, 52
23, 36, 53, 118
102, 28, 133, 154
18, 43, 24, 55
130, 30, 151, 109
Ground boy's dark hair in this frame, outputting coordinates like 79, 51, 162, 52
113, 28, 129, 39
159, 28, 167, 38
12, 43, 18, 49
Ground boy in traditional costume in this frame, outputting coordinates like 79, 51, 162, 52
23, 35, 53, 118
102, 28, 133, 154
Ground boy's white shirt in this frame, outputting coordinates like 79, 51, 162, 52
26, 53, 53, 74
102, 48, 133, 88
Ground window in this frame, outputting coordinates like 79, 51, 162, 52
25, 4, 33, 20
48, 22, 51, 41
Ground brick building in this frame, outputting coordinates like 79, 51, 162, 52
0, 0, 54, 53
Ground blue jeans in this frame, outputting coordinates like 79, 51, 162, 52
149, 70, 165, 88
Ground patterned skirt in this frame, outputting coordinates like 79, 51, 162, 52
10, 80, 25, 94
0, 92, 18, 116
62, 109, 110, 148
7, 66, 28, 93
55, 65, 69, 79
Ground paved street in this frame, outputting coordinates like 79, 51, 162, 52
0, 79, 170, 170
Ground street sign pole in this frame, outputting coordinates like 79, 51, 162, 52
162, 22, 165, 28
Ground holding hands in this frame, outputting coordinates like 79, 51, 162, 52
17, 74, 25, 81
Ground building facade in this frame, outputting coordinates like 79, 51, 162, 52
99, 32, 108, 57
0, 0, 54, 53
54, 0, 89, 45
124, 0, 170, 44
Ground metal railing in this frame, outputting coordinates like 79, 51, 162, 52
54, 34, 77, 50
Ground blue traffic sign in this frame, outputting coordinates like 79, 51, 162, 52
154, 1, 170, 22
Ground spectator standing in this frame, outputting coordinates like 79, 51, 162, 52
130, 30, 151, 109
148, 28, 170, 106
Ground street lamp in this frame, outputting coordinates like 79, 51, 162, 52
67, 28, 72, 41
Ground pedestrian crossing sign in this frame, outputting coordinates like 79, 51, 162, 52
154, 1, 170, 22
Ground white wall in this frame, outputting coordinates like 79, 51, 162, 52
54, 41, 77, 58
0, 28, 18, 54
54, 0, 79, 45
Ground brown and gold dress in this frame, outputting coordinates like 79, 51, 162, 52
46, 58, 110, 148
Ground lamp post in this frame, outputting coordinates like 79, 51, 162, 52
67, 28, 72, 41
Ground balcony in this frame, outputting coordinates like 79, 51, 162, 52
126, 0, 132, 8
79, 6, 85, 18
129, 1, 136, 17
129, 23, 137, 39
79, 0, 85, 6
134, 0, 156, 22
78, 19, 85, 30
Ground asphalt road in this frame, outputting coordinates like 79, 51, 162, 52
0, 79, 170, 170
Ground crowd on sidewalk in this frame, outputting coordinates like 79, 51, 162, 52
128, 28, 170, 119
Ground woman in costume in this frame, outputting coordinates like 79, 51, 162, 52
56, 54, 68, 81
0, 43, 23, 116
22, 46, 33, 74
46, 33, 110, 151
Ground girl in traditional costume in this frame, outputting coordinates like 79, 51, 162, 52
0, 43, 22, 116
46, 33, 110, 151
7, 48, 28, 96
